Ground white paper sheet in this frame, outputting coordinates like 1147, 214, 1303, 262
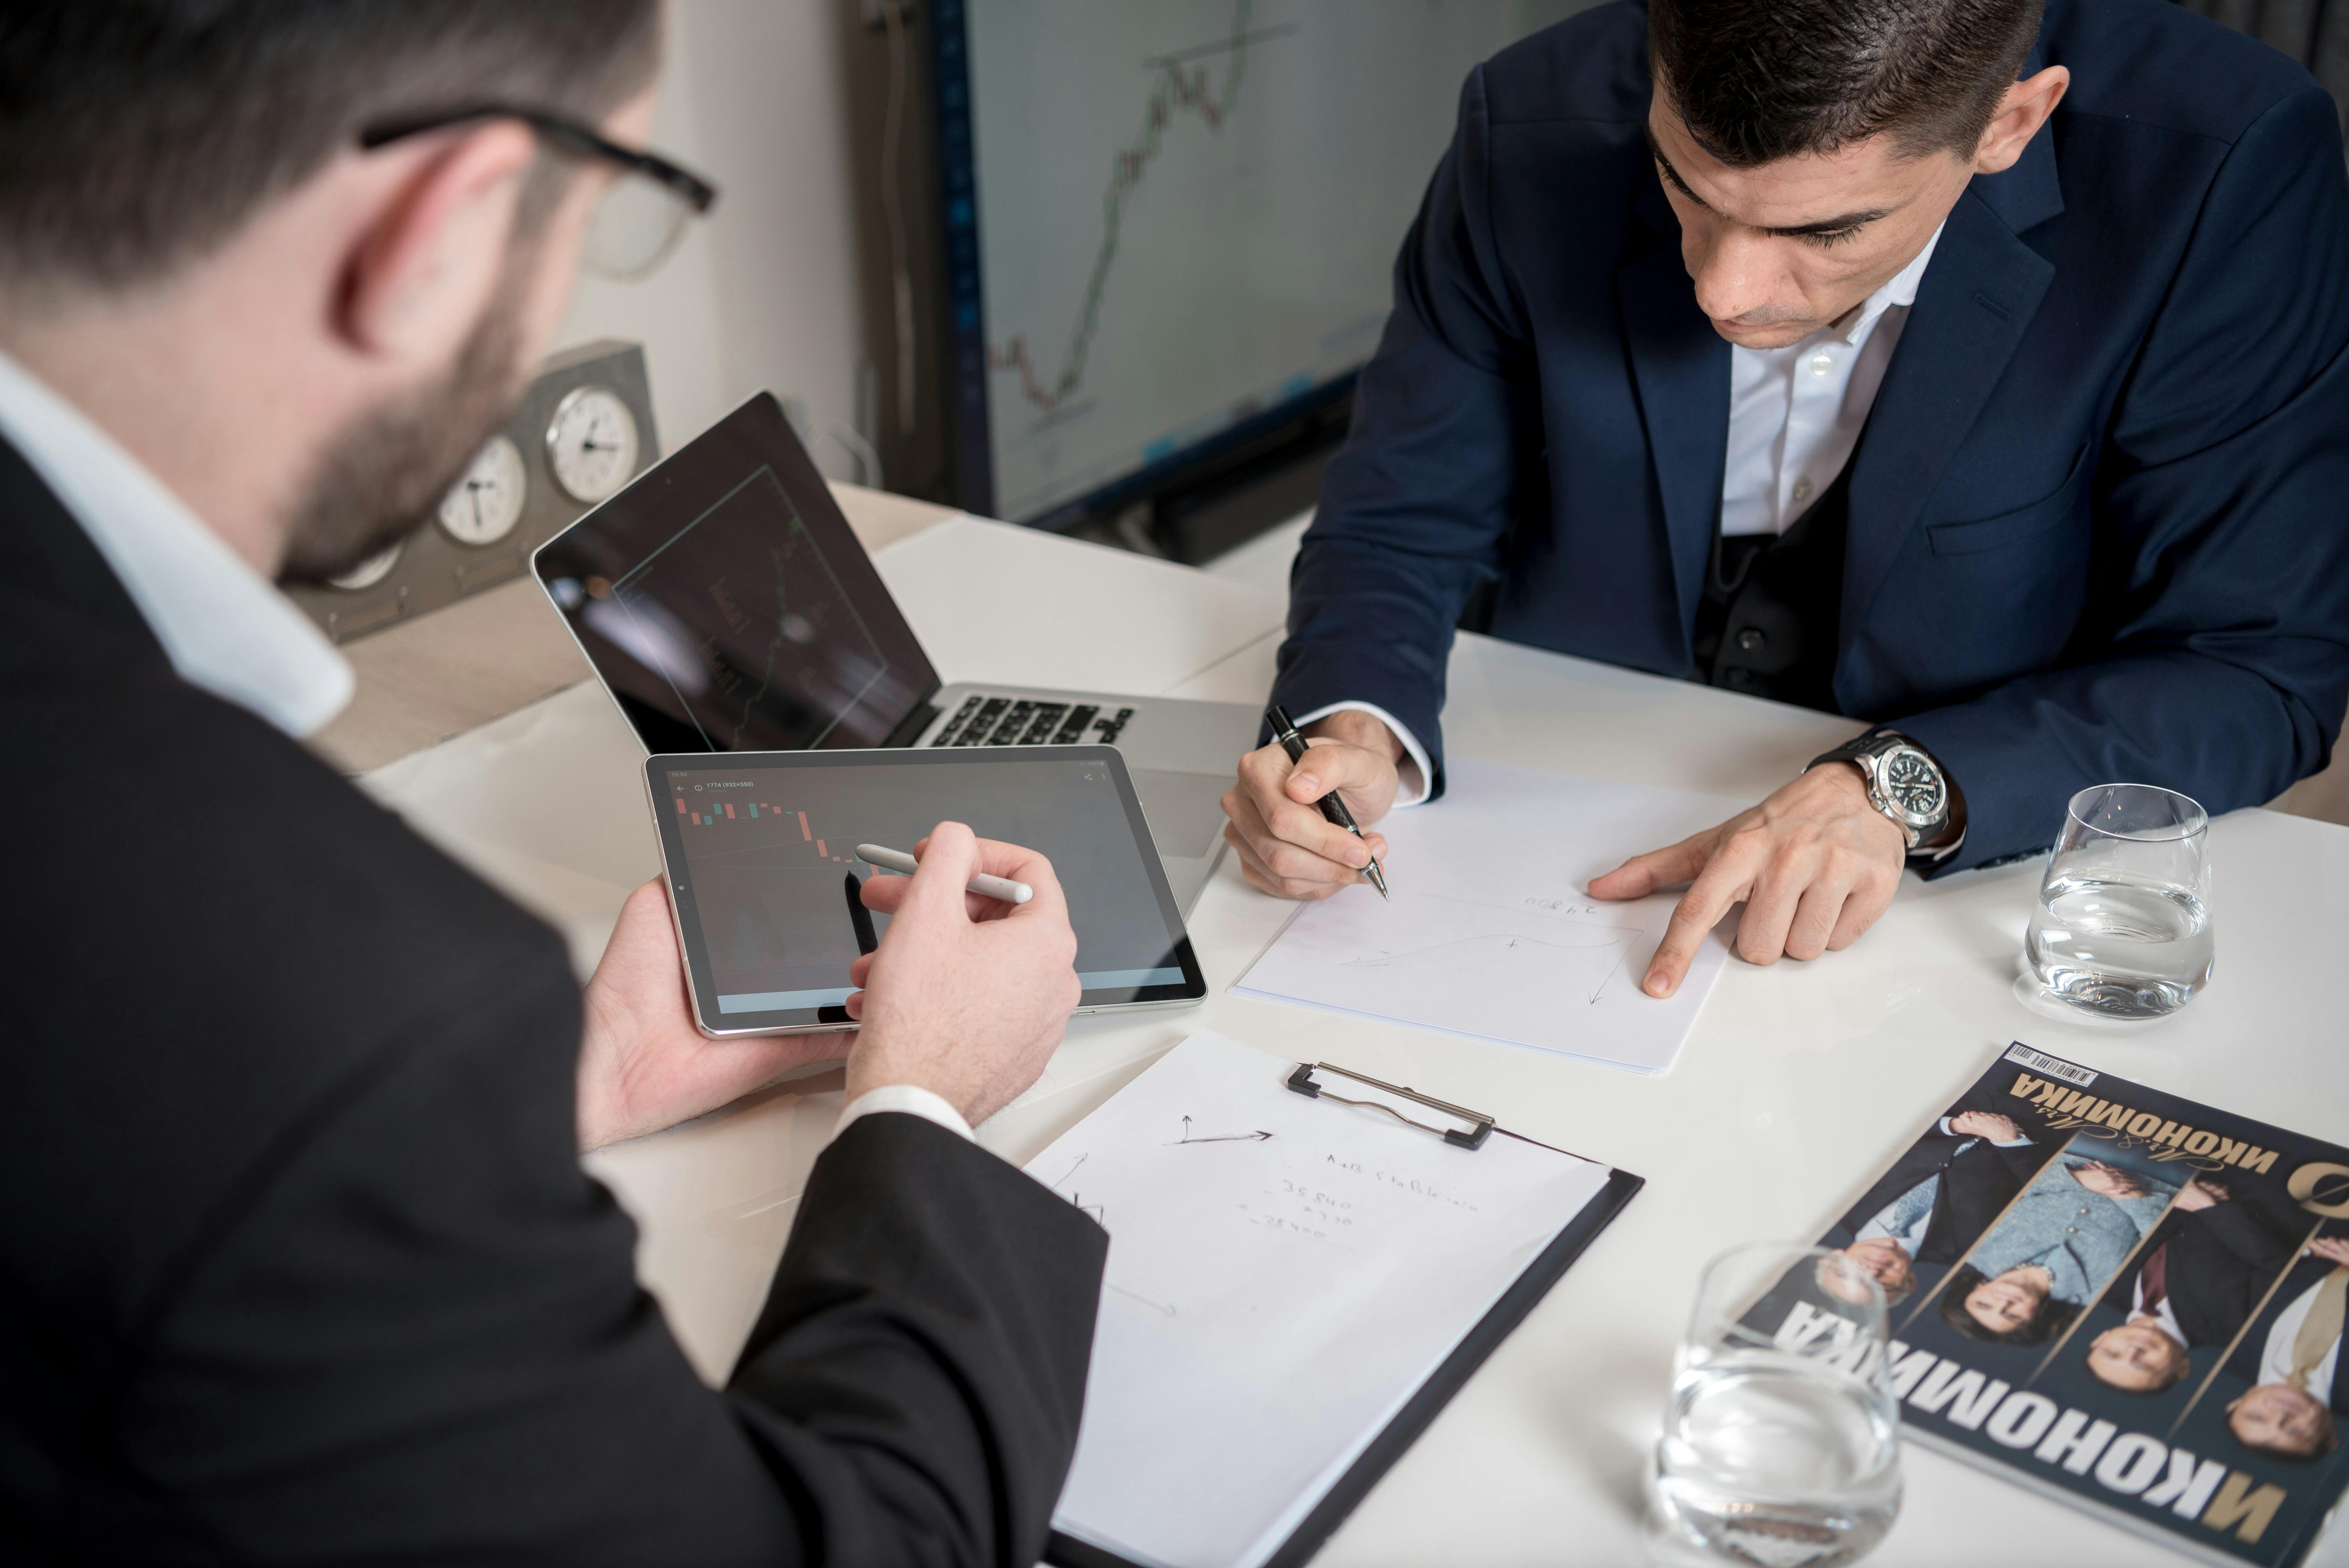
1037, 1030, 1615, 1568
1233, 759, 1744, 1074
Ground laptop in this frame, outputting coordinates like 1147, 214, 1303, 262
531, 392, 1259, 912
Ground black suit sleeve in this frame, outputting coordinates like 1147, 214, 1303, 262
2192, 1197, 2303, 1276
727, 1112, 1107, 1567
115, 960, 1105, 1568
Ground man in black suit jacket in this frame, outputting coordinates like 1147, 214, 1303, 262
0, 6, 1104, 1563
1818, 1096, 2053, 1306
2228, 1237, 2349, 1460
2086, 1181, 2300, 1395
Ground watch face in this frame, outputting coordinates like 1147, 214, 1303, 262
436, 434, 528, 546
546, 385, 640, 504
1882, 747, 1946, 822
326, 541, 401, 592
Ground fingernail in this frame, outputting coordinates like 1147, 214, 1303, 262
1293, 775, 1317, 793
1646, 975, 1670, 997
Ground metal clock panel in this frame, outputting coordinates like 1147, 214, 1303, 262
285, 339, 658, 643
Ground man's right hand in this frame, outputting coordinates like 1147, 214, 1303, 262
1948, 1110, 2024, 1143
1220, 709, 1403, 900
842, 822, 1081, 1126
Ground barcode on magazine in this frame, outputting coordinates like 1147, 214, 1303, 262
2002, 1042, 2096, 1086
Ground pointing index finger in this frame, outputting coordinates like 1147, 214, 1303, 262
1642, 843, 1754, 997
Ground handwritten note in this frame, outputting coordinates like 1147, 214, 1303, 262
1035, 1030, 1614, 1568
1235, 759, 1744, 1075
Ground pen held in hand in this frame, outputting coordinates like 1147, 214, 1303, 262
855, 843, 1034, 904
1262, 704, 1390, 900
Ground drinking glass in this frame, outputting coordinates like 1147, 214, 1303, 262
2025, 783, 2213, 1019
1649, 1242, 1902, 1568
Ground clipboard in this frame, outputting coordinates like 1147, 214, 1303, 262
1037, 1044, 1644, 1568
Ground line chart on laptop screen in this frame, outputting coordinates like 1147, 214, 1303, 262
599, 467, 911, 751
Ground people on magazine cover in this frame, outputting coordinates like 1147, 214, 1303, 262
1940, 1151, 2176, 1344
2085, 1178, 2303, 1395
1819, 1097, 2060, 1308
2228, 1236, 2349, 1461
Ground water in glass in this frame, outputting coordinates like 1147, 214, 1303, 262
2025, 784, 2212, 1019
1650, 1244, 1900, 1568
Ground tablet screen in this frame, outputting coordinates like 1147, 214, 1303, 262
649, 747, 1205, 1033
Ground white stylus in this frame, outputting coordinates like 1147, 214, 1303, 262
854, 843, 1034, 904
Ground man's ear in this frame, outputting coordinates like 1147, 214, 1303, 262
1971, 65, 2069, 175
339, 121, 539, 363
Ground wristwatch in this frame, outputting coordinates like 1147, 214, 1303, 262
1805, 732, 1952, 852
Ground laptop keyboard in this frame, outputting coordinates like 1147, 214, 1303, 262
929, 695, 1136, 748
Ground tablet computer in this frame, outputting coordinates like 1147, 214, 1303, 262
647, 746, 1209, 1037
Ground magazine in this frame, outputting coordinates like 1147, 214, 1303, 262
1766, 1042, 2349, 1567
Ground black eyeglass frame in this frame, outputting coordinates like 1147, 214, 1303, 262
358, 105, 718, 216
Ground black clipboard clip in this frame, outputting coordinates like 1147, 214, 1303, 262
1284, 1062, 1495, 1150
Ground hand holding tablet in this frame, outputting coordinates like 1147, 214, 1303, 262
647, 746, 1206, 1038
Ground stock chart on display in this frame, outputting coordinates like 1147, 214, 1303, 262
666, 756, 1191, 1015
952, 0, 1584, 521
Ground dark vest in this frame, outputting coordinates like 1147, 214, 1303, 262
1691, 456, 1854, 713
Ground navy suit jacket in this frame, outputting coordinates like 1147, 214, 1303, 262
1272, 0, 2349, 871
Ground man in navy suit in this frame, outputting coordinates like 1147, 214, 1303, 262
1221, 0, 2349, 998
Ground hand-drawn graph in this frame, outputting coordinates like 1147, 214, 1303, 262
1173, 1115, 1273, 1144
1052, 1152, 1107, 1226
1339, 893, 1646, 1006
1235, 755, 1744, 1072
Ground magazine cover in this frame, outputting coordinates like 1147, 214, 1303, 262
1761, 1042, 2349, 1567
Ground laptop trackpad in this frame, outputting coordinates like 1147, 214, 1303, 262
1127, 767, 1232, 862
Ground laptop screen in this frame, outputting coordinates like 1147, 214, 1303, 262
532, 393, 939, 754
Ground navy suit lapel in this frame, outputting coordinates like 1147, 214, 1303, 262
1841, 124, 2062, 670
1617, 194, 1729, 652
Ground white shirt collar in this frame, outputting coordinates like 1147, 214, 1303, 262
1829, 221, 1944, 348
0, 350, 351, 738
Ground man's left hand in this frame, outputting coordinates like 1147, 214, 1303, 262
1589, 763, 1905, 998
576, 878, 845, 1149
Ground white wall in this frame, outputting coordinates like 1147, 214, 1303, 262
552, 0, 866, 471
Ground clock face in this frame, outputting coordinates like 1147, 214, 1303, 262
326, 541, 401, 592
545, 385, 640, 503
436, 434, 528, 546
1883, 747, 1946, 819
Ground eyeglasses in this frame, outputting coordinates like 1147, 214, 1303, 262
359, 105, 720, 281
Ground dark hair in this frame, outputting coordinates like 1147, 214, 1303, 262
1939, 1263, 2078, 1347
0, 2, 663, 288
1649, 0, 2044, 168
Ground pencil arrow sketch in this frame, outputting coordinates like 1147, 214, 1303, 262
1590, 944, 1635, 1005
1109, 1285, 1176, 1317
1174, 1115, 1274, 1144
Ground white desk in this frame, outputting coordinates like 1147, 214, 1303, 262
361, 498, 2349, 1567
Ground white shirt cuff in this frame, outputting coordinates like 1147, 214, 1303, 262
1288, 700, 1435, 807
1936, 1115, 2030, 1146
836, 1084, 974, 1143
